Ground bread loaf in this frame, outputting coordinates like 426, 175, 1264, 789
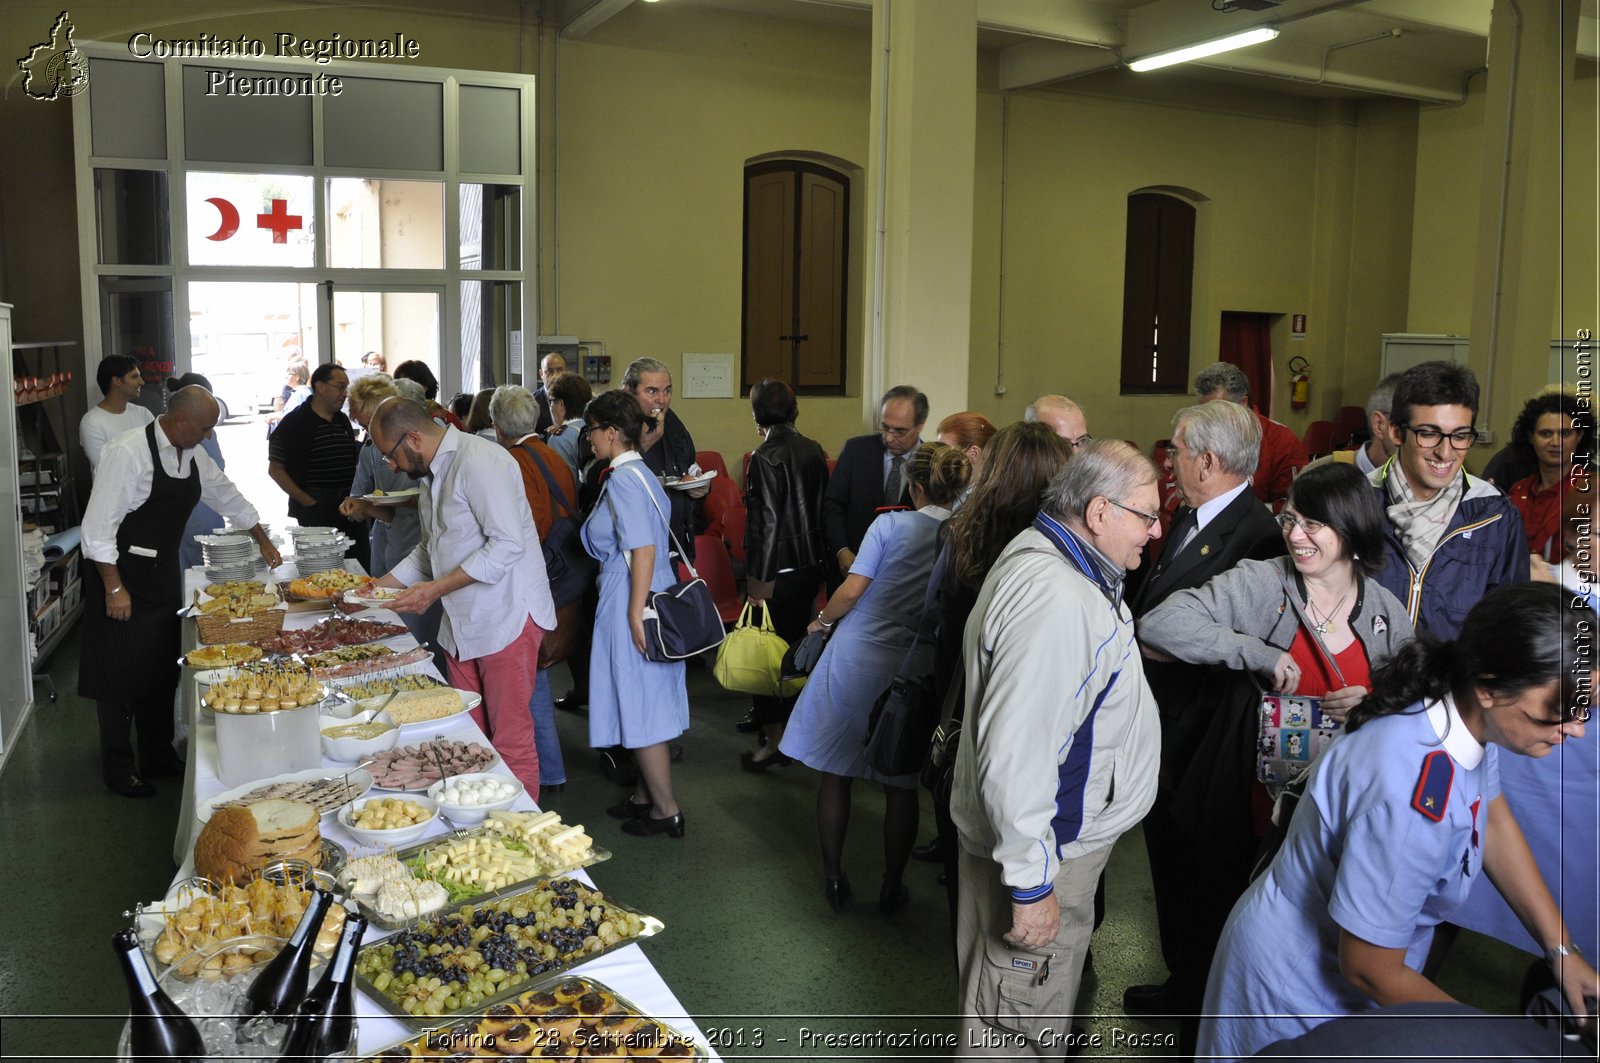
194, 799, 320, 883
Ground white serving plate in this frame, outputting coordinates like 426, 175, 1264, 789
198, 766, 374, 823
387, 689, 482, 732
663, 469, 717, 491
362, 488, 420, 505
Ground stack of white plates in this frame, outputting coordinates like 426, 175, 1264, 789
289, 526, 352, 574
196, 534, 257, 581
213, 524, 281, 564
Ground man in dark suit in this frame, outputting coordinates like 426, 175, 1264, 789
531, 352, 566, 436
1122, 399, 1284, 1030
821, 384, 927, 582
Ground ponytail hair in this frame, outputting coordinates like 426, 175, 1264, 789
1350, 582, 1588, 731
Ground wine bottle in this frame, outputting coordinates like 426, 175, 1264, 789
277, 914, 367, 1061
241, 888, 333, 1022
112, 928, 206, 1063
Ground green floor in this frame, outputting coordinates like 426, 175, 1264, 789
0, 629, 1525, 1059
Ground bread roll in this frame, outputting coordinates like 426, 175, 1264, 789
194, 799, 320, 882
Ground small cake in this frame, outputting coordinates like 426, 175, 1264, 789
541, 1005, 583, 1040
516, 990, 559, 1014
552, 978, 587, 1003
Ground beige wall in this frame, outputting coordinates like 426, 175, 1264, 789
551, 5, 874, 466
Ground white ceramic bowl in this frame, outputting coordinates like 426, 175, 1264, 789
426, 772, 525, 826
320, 710, 400, 763
337, 794, 438, 847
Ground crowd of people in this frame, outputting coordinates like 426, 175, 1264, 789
74, 347, 1598, 1058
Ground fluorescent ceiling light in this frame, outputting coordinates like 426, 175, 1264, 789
1127, 26, 1280, 72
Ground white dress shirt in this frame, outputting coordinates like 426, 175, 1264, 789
82, 419, 260, 565
389, 427, 556, 661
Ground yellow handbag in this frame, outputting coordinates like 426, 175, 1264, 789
713, 603, 790, 697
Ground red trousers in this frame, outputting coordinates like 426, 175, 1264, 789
446, 616, 543, 798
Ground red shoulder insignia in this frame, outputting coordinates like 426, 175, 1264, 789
1411, 749, 1453, 822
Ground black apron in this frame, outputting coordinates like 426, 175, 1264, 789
79, 422, 204, 702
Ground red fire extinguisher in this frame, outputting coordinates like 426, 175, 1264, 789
1289, 356, 1311, 411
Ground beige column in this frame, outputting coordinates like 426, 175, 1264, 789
1467, 0, 1580, 435
863, 0, 976, 427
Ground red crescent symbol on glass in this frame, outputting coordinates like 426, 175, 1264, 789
204, 197, 240, 241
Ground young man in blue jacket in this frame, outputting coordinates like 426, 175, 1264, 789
1370, 361, 1529, 638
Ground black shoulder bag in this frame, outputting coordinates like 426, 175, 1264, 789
518, 442, 597, 609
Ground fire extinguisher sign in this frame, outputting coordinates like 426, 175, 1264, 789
1291, 314, 1307, 338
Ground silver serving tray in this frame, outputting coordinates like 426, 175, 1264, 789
344, 827, 613, 932
361, 974, 707, 1060
353, 878, 664, 1027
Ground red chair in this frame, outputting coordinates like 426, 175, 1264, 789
721, 506, 747, 564
701, 476, 743, 540
694, 534, 744, 625
695, 450, 731, 482
1302, 420, 1335, 458
826, 457, 838, 477
1330, 405, 1367, 450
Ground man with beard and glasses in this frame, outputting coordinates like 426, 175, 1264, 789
365, 397, 554, 796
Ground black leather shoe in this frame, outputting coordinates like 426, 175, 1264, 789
739, 750, 793, 773
606, 797, 651, 820
824, 875, 852, 912
620, 811, 685, 838
554, 693, 587, 713
1122, 981, 1189, 1016
106, 774, 156, 799
911, 840, 943, 863
879, 880, 909, 914
734, 711, 761, 734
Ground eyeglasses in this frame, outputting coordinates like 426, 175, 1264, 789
1106, 498, 1161, 528
1399, 424, 1479, 450
380, 432, 410, 467
1277, 512, 1329, 536
879, 423, 916, 439
1069, 434, 1094, 451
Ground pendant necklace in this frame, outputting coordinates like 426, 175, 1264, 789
1307, 590, 1350, 635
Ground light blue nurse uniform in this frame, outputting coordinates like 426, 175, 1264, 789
780, 507, 947, 786
581, 457, 690, 750
1197, 700, 1498, 1061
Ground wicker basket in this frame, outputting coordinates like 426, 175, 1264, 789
195, 609, 285, 645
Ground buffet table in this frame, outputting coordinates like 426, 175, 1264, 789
165, 561, 712, 1058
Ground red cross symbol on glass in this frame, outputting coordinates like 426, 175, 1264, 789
256, 198, 302, 243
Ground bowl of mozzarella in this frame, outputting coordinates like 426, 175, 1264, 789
426, 772, 524, 826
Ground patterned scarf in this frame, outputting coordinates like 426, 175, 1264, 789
1385, 460, 1465, 571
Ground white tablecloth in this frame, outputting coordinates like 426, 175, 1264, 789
168, 562, 711, 1057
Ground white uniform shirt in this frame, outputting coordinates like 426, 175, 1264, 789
82, 419, 260, 566
80, 403, 155, 472
389, 427, 556, 661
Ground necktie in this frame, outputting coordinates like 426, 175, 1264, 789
884, 455, 905, 504
1157, 506, 1197, 574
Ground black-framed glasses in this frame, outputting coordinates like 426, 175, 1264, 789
381, 432, 410, 467
1069, 434, 1094, 451
1277, 512, 1328, 536
1107, 498, 1160, 528
1399, 423, 1479, 450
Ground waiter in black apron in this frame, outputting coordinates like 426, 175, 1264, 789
79, 385, 280, 797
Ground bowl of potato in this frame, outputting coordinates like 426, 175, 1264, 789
337, 794, 438, 847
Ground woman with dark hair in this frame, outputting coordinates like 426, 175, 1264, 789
739, 379, 829, 771
780, 442, 971, 913
1140, 462, 1410, 726
1505, 389, 1593, 562
922, 421, 1073, 913
81, 354, 153, 473
1197, 582, 1598, 1060
393, 360, 465, 429
581, 389, 690, 838
464, 387, 497, 438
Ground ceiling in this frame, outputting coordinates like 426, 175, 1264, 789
547, 0, 1600, 105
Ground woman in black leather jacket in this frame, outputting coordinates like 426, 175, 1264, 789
741, 379, 831, 770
